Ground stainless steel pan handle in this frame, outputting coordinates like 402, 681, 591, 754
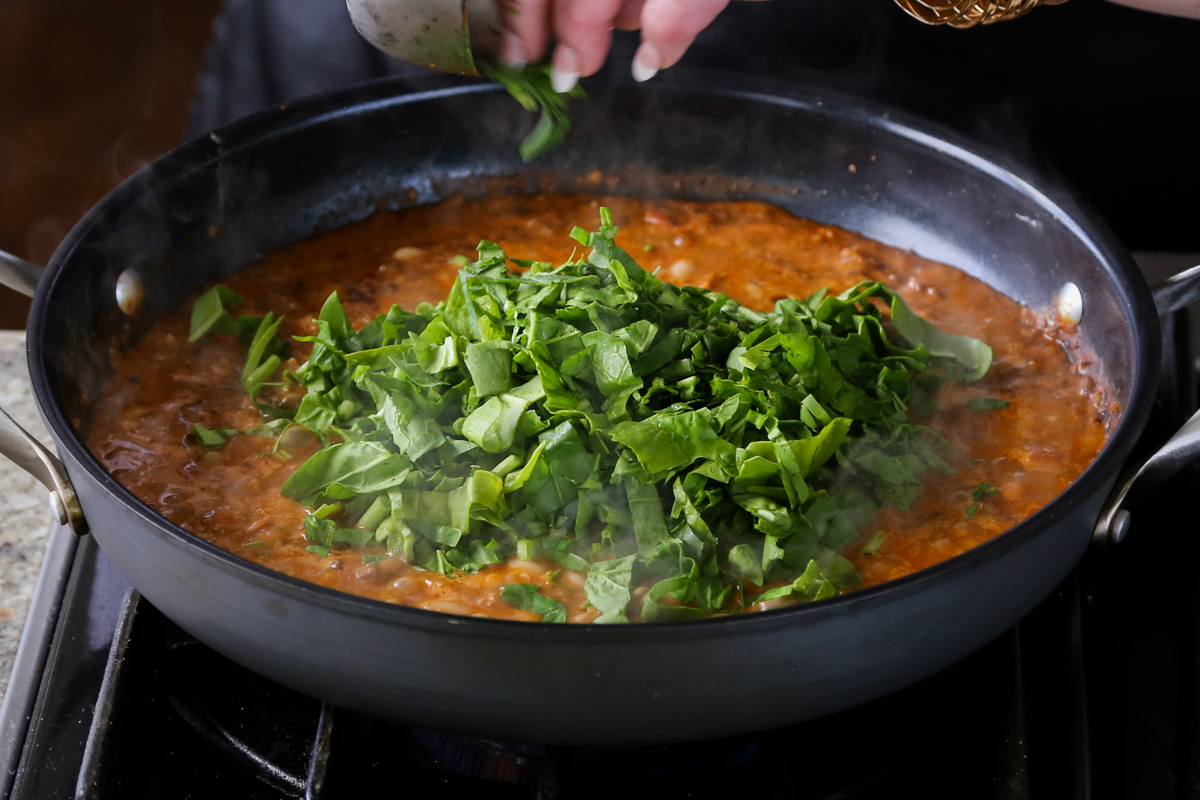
1093, 263, 1200, 545
1151, 263, 1200, 317
0, 407, 86, 534
0, 248, 87, 534
0, 248, 42, 298
1093, 406, 1200, 545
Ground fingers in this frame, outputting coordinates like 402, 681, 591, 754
515, 0, 738, 93
615, 0, 648, 30
498, 0, 553, 66
549, 0, 629, 90
634, 0, 733, 81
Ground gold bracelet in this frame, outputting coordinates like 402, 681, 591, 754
893, 0, 1068, 27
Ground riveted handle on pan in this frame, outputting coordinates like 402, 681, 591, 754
0, 247, 42, 299
1093, 263, 1200, 546
0, 248, 88, 535
1150, 263, 1200, 317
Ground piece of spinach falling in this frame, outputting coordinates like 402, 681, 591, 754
190, 207, 996, 622
476, 61, 586, 161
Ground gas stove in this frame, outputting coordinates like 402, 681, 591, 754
2, 254, 1197, 800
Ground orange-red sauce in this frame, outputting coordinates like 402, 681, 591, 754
87, 195, 1109, 620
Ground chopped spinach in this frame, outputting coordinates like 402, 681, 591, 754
191, 207, 996, 621
476, 61, 585, 161
189, 284, 290, 412
190, 424, 239, 447
966, 482, 1001, 519
968, 396, 1010, 413
500, 583, 567, 622
862, 531, 887, 555
189, 285, 244, 342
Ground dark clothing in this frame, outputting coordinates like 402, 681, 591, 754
189, 0, 1200, 249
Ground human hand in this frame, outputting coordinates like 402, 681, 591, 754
498, 0, 765, 93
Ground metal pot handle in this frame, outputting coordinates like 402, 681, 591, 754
1093, 406, 1200, 546
1151, 262, 1200, 316
1093, 264, 1200, 545
0, 407, 87, 534
1094, 407, 1200, 544
0, 249, 88, 534
0, 247, 42, 298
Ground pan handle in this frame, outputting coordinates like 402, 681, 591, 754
1094, 407, 1200, 546
0, 248, 43, 298
1095, 262, 1200, 545
1150, 262, 1200, 317
0, 248, 87, 534
0, 407, 87, 535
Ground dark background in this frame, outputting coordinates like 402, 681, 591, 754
0, 0, 222, 328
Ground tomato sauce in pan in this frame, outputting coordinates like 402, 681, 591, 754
87, 195, 1110, 621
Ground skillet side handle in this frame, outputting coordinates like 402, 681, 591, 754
0, 252, 82, 531
1094, 407, 1200, 546
1100, 264, 1200, 543
0, 248, 43, 297
1151, 263, 1200, 317
0, 407, 88, 535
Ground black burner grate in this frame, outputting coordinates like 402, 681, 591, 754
24, 575, 1088, 800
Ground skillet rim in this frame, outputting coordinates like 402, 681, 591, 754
27, 71, 1161, 641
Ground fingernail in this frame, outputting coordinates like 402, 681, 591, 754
550, 45, 579, 93
632, 41, 660, 83
500, 30, 526, 69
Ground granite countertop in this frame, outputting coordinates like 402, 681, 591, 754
0, 331, 53, 703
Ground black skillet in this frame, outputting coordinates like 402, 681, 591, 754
2, 72, 1198, 744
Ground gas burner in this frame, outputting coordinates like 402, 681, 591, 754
405, 726, 758, 787
407, 728, 548, 784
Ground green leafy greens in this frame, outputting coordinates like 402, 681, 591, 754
967, 396, 1010, 413
188, 285, 290, 410
477, 62, 585, 161
191, 424, 239, 447
965, 482, 1000, 519
191, 208, 994, 622
499, 584, 567, 622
